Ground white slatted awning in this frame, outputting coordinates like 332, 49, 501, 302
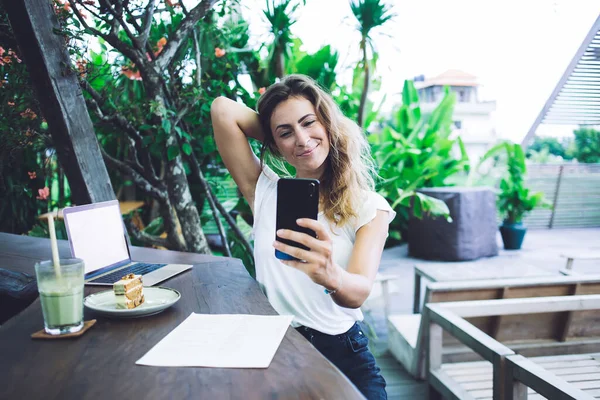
522, 14, 600, 145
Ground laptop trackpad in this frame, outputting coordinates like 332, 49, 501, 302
143, 264, 192, 287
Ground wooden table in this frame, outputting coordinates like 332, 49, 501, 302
0, 233, 363, 399
413, 261, 555, 313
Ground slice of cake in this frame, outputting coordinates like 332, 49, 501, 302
113, 273, 145, 309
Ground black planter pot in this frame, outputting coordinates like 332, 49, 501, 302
499, 221, 527, 250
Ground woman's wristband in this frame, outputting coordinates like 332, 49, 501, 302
324, 271, 343, 295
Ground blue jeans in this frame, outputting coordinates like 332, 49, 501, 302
296, 322, 387, 400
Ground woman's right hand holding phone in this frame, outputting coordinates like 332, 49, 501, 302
273, 218, 343, 294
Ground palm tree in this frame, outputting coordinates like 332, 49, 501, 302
350, 0, 394, 128
263, 0, 305, 79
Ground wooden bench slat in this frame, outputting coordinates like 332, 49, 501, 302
569, 380, 600, 390
467, 388, 539, 398
560, 372, 600, 383
532, 353, 600, 362
582, 388, 600, 396
429, 369, 477, 400
445, 366, 493, 377
442, 360, 491, 371
554, 367, 600, 376
453, 373, 493, 383
533, 359, 599, 369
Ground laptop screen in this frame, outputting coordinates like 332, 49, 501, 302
63, 200, 130, 275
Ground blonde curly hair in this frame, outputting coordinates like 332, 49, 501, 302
257, 74, 375, 226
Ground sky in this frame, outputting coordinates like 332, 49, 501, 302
241, 0, 600, 142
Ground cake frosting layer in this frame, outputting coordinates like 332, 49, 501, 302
113, 273, 143, 294
115, 294, 145, 309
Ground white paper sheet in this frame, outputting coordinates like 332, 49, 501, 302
136, 313, 294, 368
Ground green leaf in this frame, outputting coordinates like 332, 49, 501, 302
412, 195, 423, 219
167, 145, 180, 161
162, 119, 172, 134
182, 142, 192, 155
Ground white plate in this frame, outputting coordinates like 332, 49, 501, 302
84, 287, 181, 318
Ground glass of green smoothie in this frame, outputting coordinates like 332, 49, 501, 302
35, 258, 85, 335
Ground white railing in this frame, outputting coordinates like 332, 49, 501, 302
525, 163, 600, 229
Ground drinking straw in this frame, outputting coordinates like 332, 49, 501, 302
47, 214, 62, 278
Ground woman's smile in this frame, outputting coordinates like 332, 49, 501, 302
297, 142, 320, 157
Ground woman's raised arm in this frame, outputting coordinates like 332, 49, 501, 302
211, 96, 264, 211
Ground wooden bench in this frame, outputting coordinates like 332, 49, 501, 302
426, 294, 600, 400
383, 274, 600, 379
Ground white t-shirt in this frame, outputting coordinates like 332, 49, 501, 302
252, 164, 396, 335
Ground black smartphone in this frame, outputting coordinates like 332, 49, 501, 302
275, 178, 320, 261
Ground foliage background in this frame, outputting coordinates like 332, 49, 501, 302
1, 0, 598, 266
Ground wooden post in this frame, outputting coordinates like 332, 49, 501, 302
3, 0, 115, 205
492, 354, 507, 400
427, 322, 443, 400
549, 165, 564, 229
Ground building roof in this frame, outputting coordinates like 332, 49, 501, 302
416, 69, 479, 88
522, 14, 600, 145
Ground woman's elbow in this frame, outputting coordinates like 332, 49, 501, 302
210, 96, 229, 119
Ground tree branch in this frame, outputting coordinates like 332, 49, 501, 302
101, 148, 167, 202
178, 131, 253, 256
125, 218, 170, 249
97, 0, 144, 55
81, 79, 159, 183
138, 0, 158, 47
155, 0, 217, 70
192, 26, 202, 84
67, 0, 144, 66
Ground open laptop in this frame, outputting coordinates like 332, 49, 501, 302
63, 200, 192, 286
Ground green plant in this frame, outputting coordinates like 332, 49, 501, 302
478, 141, 551, 224
349, 0, 395, 128
369, 80, 469, 242
263, 0, 306, 79
570, 127, 600, 163
526, 135, 571, 160
292, 44, 339, 92
335, 63, 384, 131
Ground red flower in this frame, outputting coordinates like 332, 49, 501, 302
121, 65, 142, 81
28, 171, 37, 179
20, 108, 37, 120
258, 87, 266, 95
36, 187, 50, 200
8, 50, 21, 63
155, 37, 167, 56
0, 47, 4, 57
214, 47, 226, 58
76, 59, 87, 77
7, 101, 15, 106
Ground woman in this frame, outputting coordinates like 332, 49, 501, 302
211, 74, 394, 399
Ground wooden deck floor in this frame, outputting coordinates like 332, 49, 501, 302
374, 350, 428, 399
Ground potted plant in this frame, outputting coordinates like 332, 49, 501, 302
478, 141, 550, 250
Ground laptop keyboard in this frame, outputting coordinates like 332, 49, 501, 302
90, 262, 167, 284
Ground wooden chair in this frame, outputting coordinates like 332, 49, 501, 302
381, 274, 600, 379
425, 294, 600, 400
